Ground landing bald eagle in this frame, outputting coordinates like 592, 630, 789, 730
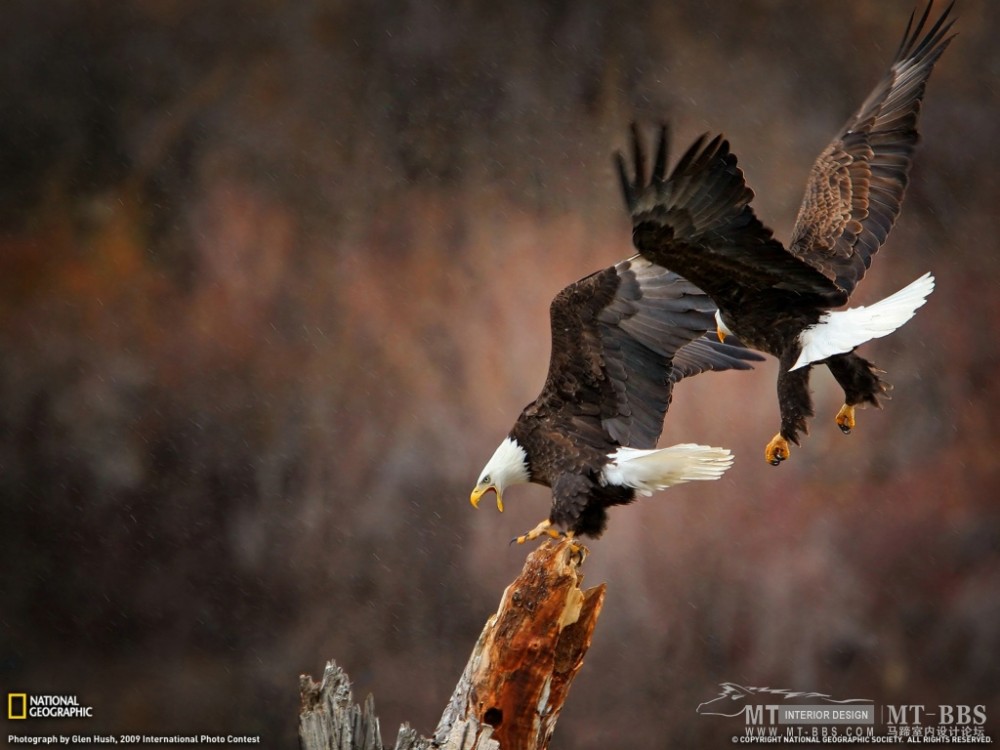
470, 261, 763, 542
618, 2, 952, 465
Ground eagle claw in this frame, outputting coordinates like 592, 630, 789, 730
835, 404, 856, 435
765, 434, 790, 466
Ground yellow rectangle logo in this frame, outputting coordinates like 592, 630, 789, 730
8, 693, 27, 720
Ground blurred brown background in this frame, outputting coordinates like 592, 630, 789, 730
2, 0, 998, 746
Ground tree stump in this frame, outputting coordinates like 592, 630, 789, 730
299, 539, 605, 750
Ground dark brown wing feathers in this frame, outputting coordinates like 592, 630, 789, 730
619, 126, 843, 311
788, 1, 954, 294
532, 258, 761, 451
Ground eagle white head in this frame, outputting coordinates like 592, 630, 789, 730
470, 437, 530, 513
715, 309, 734, 342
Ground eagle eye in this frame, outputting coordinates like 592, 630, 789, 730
482, 474, 491, 485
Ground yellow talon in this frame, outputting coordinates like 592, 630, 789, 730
765, 434, 790, 466
512, 519, 564, 545
835, 404, 856, 435
564, 534, 587, 564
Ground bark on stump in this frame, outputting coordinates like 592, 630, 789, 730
299, 539, 605, 750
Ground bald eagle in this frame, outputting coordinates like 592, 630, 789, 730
618, 2, 952, 465
470, 262, 763, 542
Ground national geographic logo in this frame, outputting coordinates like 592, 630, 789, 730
7, 693, 94, 719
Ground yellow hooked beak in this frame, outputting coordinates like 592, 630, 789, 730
470, 484, 504, 513
716, 324, 727, 343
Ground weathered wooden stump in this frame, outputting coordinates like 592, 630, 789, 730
299, 539, 605, 750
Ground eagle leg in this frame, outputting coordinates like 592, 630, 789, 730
511, 519, 566, 546
826, 352, 892, 435
767, 361, 813, 465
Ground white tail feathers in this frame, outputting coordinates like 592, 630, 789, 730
601, 443, 733, 496
790, 272, 935, 371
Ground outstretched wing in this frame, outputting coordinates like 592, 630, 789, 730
537, 256, 761, 451
619, 124, 843, 313
787, 2, 954, 294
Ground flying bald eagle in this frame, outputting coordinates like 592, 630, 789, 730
470, 257, 763, 542
618, 2, 952, 465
